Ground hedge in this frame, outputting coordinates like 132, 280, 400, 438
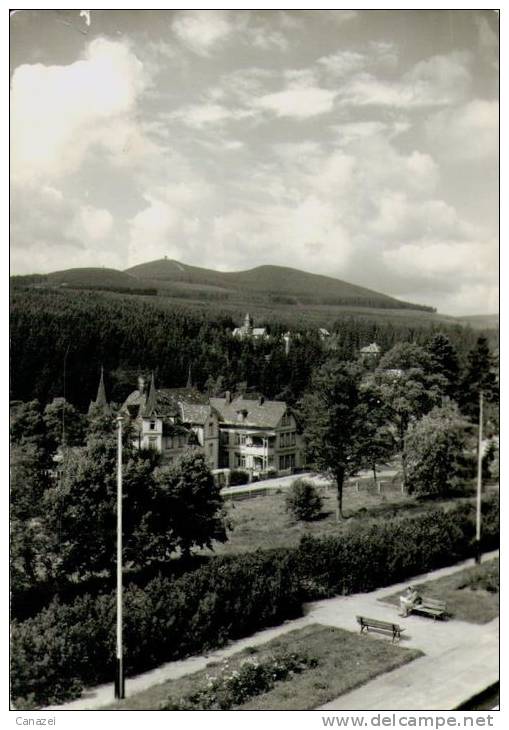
11, 549, 301, 708
11, 497, 498, 708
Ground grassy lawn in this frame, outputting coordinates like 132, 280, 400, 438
210, 481, 484, 556
380, 558, 499, 624
106, 624, 422, 711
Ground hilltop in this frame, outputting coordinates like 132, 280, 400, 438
124, 259, 433, 311
11, 258, 436, 313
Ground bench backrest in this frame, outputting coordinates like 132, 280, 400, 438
357, 616, 399, 631
421, 597, 446, 609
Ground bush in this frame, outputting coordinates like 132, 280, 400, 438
11, 549, 302, 708
229, 469, 250, 486
286, 479, 323, 521
160, 650, 318, 710
10, 496, 498, 708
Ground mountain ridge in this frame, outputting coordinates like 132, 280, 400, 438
124, 259, 433, 311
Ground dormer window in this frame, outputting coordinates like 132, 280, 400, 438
149, 420, 157, 430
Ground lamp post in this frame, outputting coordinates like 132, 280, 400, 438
475, 390, 483, 565
115, 415, 125, 699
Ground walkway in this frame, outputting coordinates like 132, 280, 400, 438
220, 466, 397, 498
46, 550, 498, 711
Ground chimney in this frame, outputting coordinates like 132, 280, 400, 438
225, 390, 232, 404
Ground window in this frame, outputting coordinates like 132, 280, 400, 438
149, 420, 157, 431
278, 453, 296, 470
281, 411, 291, 427
235, 452, 245, 468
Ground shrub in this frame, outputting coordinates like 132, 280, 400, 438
229, 469, 250, 486
11, 549, 302, 708
160, 650, 318, 710
286, 478, 323, 521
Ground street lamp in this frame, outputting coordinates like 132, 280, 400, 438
475, 391, 483, 565
115, 415, 125, 699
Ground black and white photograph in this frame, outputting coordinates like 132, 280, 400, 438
9, 6, 500, 719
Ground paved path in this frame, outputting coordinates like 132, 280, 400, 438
220, 467, 397, 498
46, 550, 498, 711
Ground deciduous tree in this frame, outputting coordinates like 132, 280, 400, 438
300, 360, 367, 518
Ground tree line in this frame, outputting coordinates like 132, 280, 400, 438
10, 288, 492, 410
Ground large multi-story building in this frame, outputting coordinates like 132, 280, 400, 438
121, 375, 220, 468
211, 392, 305, 475
110, 375, 306, 478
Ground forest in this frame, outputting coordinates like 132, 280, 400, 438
10, 287, 496, 411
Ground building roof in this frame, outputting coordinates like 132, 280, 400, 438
122, 385, 209, 420
143, 373, 158, 417
180, 402, 213, 425
210, 396, 287, 429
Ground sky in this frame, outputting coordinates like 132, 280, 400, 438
10, 9, 499, 315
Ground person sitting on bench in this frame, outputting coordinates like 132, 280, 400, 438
399, 586, 421, 617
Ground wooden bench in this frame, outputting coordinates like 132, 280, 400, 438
410, 596, 448, 620
357, 615, 404, 643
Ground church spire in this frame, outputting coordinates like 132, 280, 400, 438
186, 363, 193, 389
89, 366, 110, 415
96, 366, 108, 407
143, 372, 157, 417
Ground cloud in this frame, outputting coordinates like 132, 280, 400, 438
332, 120, 410, 145
167, 103, 253, 129
253, 85, 336, 119
318, 50, 367, 77
127, 179, 211, 265
425, 99, 499, 160
337, 52, 472, 109
250, 29, 288, 51
172, 10, 234, 56
11, 38, 148, 184
10, 184, 123, 273
211, 197, 352, 273
68, 205, 114, 241
382, 237, 498, 294
370, 194, 472, 241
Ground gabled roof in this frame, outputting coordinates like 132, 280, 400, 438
210, 396, 287, 429
122, 385, 209, 420
180, 402, 213, 425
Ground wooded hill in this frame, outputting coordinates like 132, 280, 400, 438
12, 259, 436, 312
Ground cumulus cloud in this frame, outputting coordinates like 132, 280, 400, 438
10, 184, 123, 273
11, 38, 148, 184
425, 99, 499, 160
172, 10, 235, 56
127, 178, 211, 265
